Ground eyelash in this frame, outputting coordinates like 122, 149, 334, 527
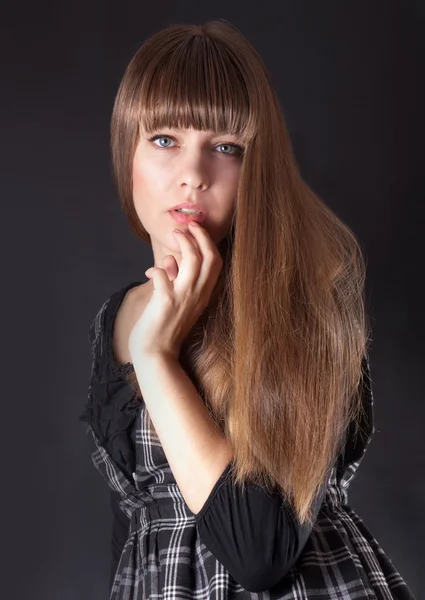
148, 134, 245, 156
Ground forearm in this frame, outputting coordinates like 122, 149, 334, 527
132, 353, 234, 515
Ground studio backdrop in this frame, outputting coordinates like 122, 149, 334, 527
1, 1, 423, 599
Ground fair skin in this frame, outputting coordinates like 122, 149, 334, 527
133, 125, 243, 293
113, 126, 243, 364
111, 126, 243, 513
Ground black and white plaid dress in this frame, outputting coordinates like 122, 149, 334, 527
79, 281, 416, 599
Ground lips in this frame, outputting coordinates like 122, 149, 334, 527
168, 209, 207, 224
170, 202, 208, 213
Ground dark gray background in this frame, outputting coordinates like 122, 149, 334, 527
1, 1, 423, 598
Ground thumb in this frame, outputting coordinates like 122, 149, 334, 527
144, 267, 171, 292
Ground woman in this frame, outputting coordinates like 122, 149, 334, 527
79, 19, 416, 599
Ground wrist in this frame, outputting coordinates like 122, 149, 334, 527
132, 350, 180, 369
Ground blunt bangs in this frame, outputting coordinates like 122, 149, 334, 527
135, 34, 257, 145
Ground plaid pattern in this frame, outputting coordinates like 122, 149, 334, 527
81, 289, 416, 599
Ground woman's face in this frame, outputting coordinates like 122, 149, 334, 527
132, 126, 244, 270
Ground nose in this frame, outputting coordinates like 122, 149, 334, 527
179, 152, 210, 191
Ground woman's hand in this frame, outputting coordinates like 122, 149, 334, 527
128, 221, 223, 362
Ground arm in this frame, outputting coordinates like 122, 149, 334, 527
132, 353, 325, 592
132, 353, 234, 515
194, 469, 327, 592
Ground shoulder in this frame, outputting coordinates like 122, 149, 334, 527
110, 281, 153, 365
111, 283, 143, 365
88, 281, 145, 356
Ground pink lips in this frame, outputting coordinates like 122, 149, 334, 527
170, 201, 208, 212
168, 210, 207, 225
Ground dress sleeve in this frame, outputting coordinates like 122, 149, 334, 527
79, 282, 147, 589
78, 281, 143, 483
194, 464, 327, 593
193, 354, 373, 593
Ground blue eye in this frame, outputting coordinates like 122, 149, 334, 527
216, 143, 245, 156
148, 135, 244, 156
150, 135, 175, 148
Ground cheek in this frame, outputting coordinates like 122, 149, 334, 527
221, 167, 240, 205
132, 162, 148, 191
132, 160, 168, 195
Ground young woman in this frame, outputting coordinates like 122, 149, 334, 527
79, 19, 416, 600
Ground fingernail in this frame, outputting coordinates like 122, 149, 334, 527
189, 221, 199, 227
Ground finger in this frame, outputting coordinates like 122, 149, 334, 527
187, 222, 223, 291
172, 229, 202, 288
162, 255, 179, 281
144, 266, 173, 293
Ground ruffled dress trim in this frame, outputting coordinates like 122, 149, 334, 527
78, 281, 143, 481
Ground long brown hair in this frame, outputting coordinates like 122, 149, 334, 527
110, 20, 371, 527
